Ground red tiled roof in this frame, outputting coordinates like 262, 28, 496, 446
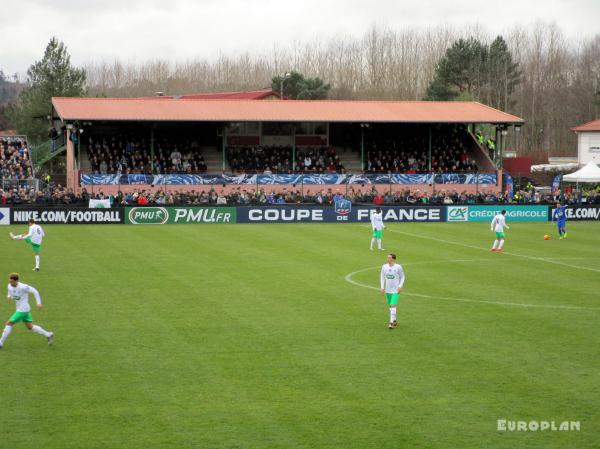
572, 118, 600, 132
52, 97, 524, 124
181, 89, 280, 100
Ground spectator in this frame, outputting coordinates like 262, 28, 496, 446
49, 127, 58, 151
373, 193, 385, 205
216, 191, 227, 205
170, 148, 182, 170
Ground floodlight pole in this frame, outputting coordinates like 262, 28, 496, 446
280, 72, 291, 100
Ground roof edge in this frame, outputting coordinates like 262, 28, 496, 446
571, 118, 600, 132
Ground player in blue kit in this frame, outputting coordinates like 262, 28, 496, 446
552, 202, 568, 239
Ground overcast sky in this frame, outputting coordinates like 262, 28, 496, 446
1, 0, 598, 77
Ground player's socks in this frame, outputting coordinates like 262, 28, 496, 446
390, 307, 396, 323
35, 255, 40, 269
0, 325, 13, 345
377, 239, 382, 250
31, 325, 51, 338
498, 240, 504, 249
564, 232, 567, 238
492, 240, 499, 250
370, 238, 375, 250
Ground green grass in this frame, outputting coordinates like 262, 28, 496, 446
0, 221, 599, 449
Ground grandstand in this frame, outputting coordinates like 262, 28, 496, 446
49, 96, 522, 198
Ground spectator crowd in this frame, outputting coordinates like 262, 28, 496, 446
0, 137, 34, 182
226, 146, 345, 174
3, 184, 599, 207
87, 126, 479, 176
87, 134, 207, 174
366, 125, 478, 173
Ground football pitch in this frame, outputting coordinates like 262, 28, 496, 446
1, 221, 599, 449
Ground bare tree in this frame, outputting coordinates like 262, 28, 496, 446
83, 23, 600, 156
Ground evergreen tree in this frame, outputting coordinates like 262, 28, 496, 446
487, 36, 521, 110
424, 36, 520, 107
425, 38, 488, 101
272, 71, 330, 100
7, 37, 86, 143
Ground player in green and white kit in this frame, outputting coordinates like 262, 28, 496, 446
380, 253, 405, 329
10, 219, 44, 271
490, 210, 509, 252
0, 272, 54, 349
370, 207, 385, 250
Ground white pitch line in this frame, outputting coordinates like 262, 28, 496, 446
345, 264, 600, 311
380, 227, 600, 274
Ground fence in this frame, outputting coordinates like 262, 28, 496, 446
1, 178, 45, 192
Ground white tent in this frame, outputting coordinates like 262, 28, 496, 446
562, 162, 600, 183
531, 163, 578, 172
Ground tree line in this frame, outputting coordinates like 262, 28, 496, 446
4, 23, 600, 156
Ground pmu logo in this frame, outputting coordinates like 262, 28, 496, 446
448, 206, 468, 222
128, 207, 169, 224
334, 199, 352, 221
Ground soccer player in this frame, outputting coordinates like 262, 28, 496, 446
370, 207, 385, 250
552, 202, 568, 239
0, 273, 54, 349
490, 210, 510, 252
10, 218, 45, 271
380, 253, 405, 330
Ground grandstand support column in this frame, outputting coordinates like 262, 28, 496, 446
360, 124, 364, 171
494, 126, 500, 169
66, 127, 75, 190
222, 126, 227, 172
292, 124, 296, 171
500, 125, 508, 169
360, 123, 369, 171
497, 168, 503, 194
150, 126, 155, 173
428, 126, 432, 171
